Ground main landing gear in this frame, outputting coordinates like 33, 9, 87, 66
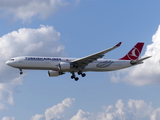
19, 69, 23, 75
71, 71, 86, 81
71, 73, 79, 81
78, 71, 86, 77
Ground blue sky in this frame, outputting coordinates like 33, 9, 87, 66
1, 0, 160, 120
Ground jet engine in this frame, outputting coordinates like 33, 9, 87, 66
48, 70, 64, 77
58, 62, 71, 70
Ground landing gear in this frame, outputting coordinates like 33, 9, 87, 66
78, 71, 86, 77
71, 74, 75, 79
71, 71, 86, 81
81, 73, 86, 77
71, 72, 75, 79
19, 69, 23, 75
71, 73, 79, 81
75, 77, 79, 81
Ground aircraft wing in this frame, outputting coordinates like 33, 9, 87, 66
71, 42, 122, 69
130, 56, 151, 65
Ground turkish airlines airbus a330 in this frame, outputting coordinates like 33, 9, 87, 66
6, 42, 150, 81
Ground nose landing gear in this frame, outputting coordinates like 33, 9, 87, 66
19, 69, 23, 75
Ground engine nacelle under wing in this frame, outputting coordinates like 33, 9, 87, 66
58, 62, 71, 70
48, 70, 64, 77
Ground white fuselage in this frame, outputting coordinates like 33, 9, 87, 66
6, 56, 134, 72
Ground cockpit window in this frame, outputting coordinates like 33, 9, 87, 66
11, 59, 14, 61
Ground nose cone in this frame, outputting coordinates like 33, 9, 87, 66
6, 61, 12, 66
6, 61, 9, 65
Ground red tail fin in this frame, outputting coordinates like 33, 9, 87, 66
119, 42, 144, 60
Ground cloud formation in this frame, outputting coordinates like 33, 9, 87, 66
70, 109, 95, 120
2, 117, 15, 120
109, 25, 160, 86
31, 98, 160, 120
0, 0, 68, 21
94, 99, 158, 120
0, 25, 65, 107
31, 98, 75, 120
0, 0, 79, 22
0, 103, 7, 111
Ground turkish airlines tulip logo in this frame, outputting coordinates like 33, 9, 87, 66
127, 48, 140, 60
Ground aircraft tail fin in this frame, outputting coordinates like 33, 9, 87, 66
119, 42, 144, 60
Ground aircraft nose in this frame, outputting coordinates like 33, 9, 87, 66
6, 61, 11, 66
6, 61, 8, 64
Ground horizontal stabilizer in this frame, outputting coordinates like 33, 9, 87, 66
130, 56, 151, 65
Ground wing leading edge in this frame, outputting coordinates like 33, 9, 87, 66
71, 42, 122, 69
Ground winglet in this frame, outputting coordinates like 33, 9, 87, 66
116, 42, 122, 47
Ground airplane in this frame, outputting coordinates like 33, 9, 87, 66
6, 42, 151, 81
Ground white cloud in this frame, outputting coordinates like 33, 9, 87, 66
0, 103, 7, 111
2, 117, 15, 120
96, 99, 154, 120
71, 99, 160, 120
70, 109, 95, 120
150, 108, 160, 120
31, 98, 160, 120
0, 78, 21, 105
31, 98, 75, 120
31, 114, 45, 120
109, 25, 160, 86
0, 0, 68, 22
0, 0, 80, 22
0, 25, 65, 107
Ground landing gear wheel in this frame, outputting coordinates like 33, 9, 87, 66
71, 72, 75, 79
71, 72, 79, 81
81, 73, 86, 77
78, 71, 86, 77
78, 71, 82, 75
75, 77, 79, 81
19, 69, 23, 75
71, 75, 75, 79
